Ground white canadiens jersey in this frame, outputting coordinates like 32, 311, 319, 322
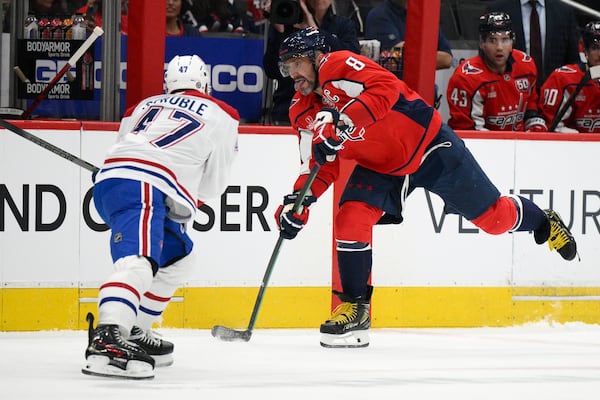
95, 90, 240, 222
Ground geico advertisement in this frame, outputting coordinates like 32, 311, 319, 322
1, 129, 599, 288
30, 36, 265, 121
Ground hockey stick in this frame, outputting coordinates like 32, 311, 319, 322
211, 163, 321, 342
549, 65, 600, 132
559, 0, 600, 19
0, 118, 99, 173
14, 66, 31, 83
21, 26, 104, 119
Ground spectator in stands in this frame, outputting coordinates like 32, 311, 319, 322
262, 0, 360, 125
364, 0, 453, 78
350, 0, 377, 35
180, 0, 244, 33
446, 12, 547, 132
485, 0, 580, 87
243, 0, 268, 34
331, 0, 364, 37
76, 0, 129, 35
167, 0, 202, 36
539, 21, 600, 133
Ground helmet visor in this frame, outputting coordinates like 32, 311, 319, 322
278, 57, 307, 78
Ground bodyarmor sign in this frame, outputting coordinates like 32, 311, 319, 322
15, 39, 95, 101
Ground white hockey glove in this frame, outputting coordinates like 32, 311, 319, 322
312, 108, 353, 165
525, 116, 547, 132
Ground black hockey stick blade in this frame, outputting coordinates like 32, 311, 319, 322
211, 325, 252, 342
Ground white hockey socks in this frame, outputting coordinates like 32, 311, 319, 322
98, 255, 154, 336
135, 252, 196, 331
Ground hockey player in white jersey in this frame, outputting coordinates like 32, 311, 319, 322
82, 55, 240, 379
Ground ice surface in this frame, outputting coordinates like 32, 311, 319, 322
2, 323, 600, 399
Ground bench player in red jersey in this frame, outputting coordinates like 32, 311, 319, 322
540, 21, 600, 133
446, 12, 547, 132
274, 27, 577, 349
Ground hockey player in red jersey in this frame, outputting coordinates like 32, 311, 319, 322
82, 55, 239, 379
275, 27, 577, 349
539, 21, 600, 133
446, 12, 547, 132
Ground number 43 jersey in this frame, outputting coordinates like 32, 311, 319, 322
446, 49, 539, 131
95, 90, 240, 222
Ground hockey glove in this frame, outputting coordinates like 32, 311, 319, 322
312, 108, 350, 165
525, 116, 547, 132
313, 133, 344, 165
274, 192, 317, 240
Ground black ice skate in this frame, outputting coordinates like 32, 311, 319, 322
534, 210, 578, 261
129, 325, 174, 367
320, 287, 372, 348
81, 313, 155, 379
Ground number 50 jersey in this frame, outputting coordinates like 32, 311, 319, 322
95, 90, 240, 222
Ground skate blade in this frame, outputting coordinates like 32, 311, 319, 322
82, 355, 154, 379
152, 353, 174, 368
320, 331, 370, 348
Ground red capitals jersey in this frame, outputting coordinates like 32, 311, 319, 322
289, 50, 442, 197
446, 50, 539, 131
539, 64, 600, 133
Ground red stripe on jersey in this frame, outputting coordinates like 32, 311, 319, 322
100, 281, 141, 300
104, 157, 195, 204
143, 291, 171, 303
140, 182, 152, 256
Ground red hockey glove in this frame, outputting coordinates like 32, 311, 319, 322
525, 117, 547, 132
312, 108, 350, 165
274, 192, 317, 240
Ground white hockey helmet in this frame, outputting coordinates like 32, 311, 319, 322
164, 55, 211, 94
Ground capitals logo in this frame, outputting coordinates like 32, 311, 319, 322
322, 88, 341, 108
556, 66, 578, 74
461, 62, 483, 75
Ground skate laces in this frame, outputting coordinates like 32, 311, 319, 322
548, 220, 570, 251
94, 325, 140, 353
327, 302, 358, 324
546, 211, 574, 251
130, 326, 162, 347
544, 210, 578, 261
